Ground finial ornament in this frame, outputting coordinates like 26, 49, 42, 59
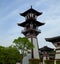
31, 5, 32, 9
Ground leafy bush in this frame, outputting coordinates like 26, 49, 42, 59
56, 60, 60, 64
45, 60, 54, 64
0, 46, 21, 64
29, 59, 41, 64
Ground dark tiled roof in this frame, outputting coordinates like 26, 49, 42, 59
18, 19, 45, 27
20, 8, 42, 17
45, 36, 60, 43
39, 46, 54, 51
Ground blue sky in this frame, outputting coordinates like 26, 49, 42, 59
0, 0, 60, 48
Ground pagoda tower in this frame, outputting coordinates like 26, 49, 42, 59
18, 7, 44, 59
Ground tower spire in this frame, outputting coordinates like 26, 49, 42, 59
31, 5, 32, 9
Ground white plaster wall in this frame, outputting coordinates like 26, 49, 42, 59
33, 38, 39, 59
54, 42, 60, 59
56, 50, 60, 53
55, 54, 60, 59
55, 49, 60, 59
28, 38, 39, 59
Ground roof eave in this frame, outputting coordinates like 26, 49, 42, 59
45, 36, 60, 43
20, 8, 43, 17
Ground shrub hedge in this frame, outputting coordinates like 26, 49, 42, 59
29, 59, 60, 64
45, 60, 54, 64
29, 59, 41, 64
56, 60, 60, 64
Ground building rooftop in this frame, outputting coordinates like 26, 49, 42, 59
45, 36, 60, 43
20, 7, 42, 17
18, 19, 44, 27
39, 46, 54, 51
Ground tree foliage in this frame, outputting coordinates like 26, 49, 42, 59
13, 37, 34, 57
0, 37, 34, 64
0, 46, 20, 64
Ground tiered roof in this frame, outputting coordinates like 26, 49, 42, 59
18, 7, 44, 27
18, 19, 44, 27
20, 7, 42, 17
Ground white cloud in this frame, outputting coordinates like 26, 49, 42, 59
34, 0, 48, 7
0, 0, 60, 48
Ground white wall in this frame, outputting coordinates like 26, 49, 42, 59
23, 54, 31, 64
55, 42, 60, 59
55, 54, 60, 59
33, 38, 40, 59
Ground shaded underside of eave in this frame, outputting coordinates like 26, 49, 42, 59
45, 36, 60, 43
22, 30, 40, 36
18, 21, 45, 27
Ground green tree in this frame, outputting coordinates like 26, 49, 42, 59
0, 46, 5, 64
0, 46, 20, 64
6, 46, 20, 64
13, 37, 34, 58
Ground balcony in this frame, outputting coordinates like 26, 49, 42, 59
21, 28, 41, 33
